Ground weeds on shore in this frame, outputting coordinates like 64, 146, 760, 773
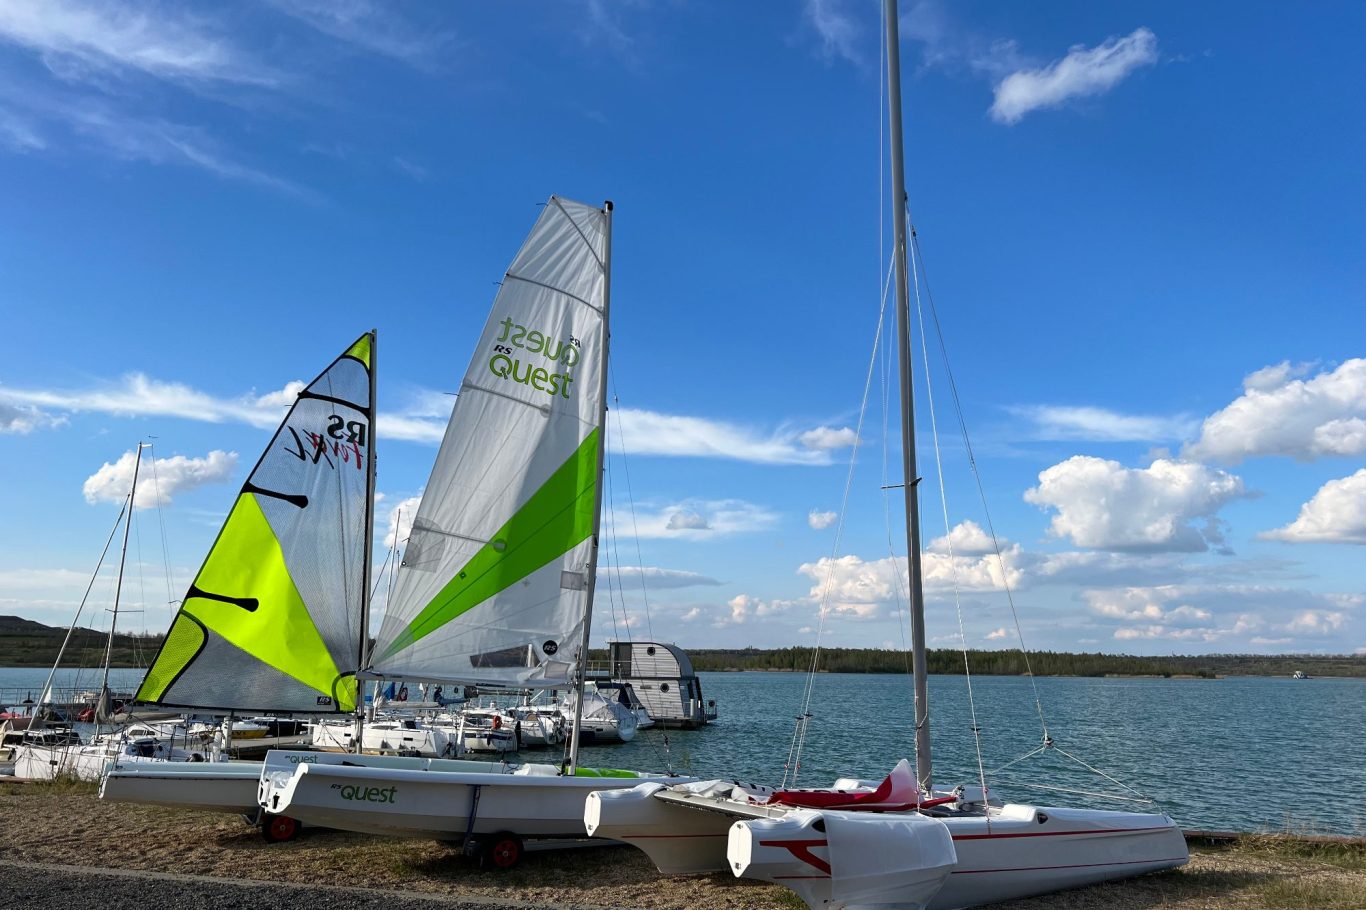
1, 776, 98, 797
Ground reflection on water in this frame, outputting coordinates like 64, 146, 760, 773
5, 667, 1361, 835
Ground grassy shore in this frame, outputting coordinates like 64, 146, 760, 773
2, 780, 1362, 909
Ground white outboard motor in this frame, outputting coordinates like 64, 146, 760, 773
728, 808, 956, 910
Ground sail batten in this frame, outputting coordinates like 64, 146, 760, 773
135, 333, 375, 713
370, 197, 609, 688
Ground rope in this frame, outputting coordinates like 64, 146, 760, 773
610, 377, 656, 640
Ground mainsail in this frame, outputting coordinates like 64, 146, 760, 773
370, 197, 609, 688
136, 333, 376, 713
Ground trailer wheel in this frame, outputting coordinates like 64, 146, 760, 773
479, 832, 523, 870
261, 814, 300, 843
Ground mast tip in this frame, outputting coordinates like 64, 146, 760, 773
603, 200, 614, 212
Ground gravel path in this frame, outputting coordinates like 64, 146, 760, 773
2, 860, 613, 910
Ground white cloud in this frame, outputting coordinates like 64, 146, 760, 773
985, 627, 1008, 640
927, 520, 995, 556
265, 0, 452, 67
0, 402, 66, 433
614, 408, 852, 465
990, 27, 1157, 125
808, 509, 837, 530
624, 500, 778, 541
798, 546, 1021, 620
904, 1, 1027, 80
601, 567, 723, 589
1185, 360, 1366, 464
83, 449, 237, 509
0, 373, 447, 443
1083, 584, 1364, 644
803, 0, 864, 67
798, 425, 858, 451
1011, 405, 1197, 442
0, 1, 279, 87
1261, 470, 1366, 545
382, 494, 422, 549
1025, 456, 1248, 552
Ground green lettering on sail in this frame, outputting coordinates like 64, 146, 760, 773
144, 492, 355, 711
379, 428, 600, 661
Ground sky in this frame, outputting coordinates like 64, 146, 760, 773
1, 0, 1363, 659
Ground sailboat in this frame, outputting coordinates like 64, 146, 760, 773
255, 196, 686, 861
582, 4, 1188, 908
100, 334, 401, 813
15, 444, 213, 781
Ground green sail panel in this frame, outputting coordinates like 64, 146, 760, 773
135, 333, 374, 713
370, 198, 608, 687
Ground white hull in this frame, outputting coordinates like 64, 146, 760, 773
260, 750, 674, 841
585, 784, 1187, 909
100, 760, 263, 814
309, 718, 461, 757
14, 739, 209, 782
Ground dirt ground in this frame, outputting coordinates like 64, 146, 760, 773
2, 783, 1361, 910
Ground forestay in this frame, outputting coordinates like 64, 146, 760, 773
135, 334, 375, 713
370, 197, 608, 688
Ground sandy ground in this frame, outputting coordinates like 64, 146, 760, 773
2, 783, 1361, 909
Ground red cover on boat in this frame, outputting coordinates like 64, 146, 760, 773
766, 758, 923, 811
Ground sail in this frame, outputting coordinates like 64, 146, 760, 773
135, 334, 375, 713
370, 197, 608, 687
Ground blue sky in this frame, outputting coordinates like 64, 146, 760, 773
1, 1, 1363, 658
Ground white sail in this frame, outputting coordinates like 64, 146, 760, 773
370, 197, 609, 687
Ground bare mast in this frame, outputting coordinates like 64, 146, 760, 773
98, 441, 145, 732
883, 0, 933, 790
567, 200, 614, 773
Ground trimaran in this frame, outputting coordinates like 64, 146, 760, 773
102, 197, 687, 861
582, 3, 1189, 908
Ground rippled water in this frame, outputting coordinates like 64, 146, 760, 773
6, 667, 1362, 835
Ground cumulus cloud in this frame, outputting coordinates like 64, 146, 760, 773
83, 449, 237, 509
1185, 360, 1366, 463
798, 545, 1022, 619
990, 27, 1157, 124
383, 494, 423, 550
0, 402, 66, 433
1025, 456, 1248, 552
1261, 469, 1366, 545
985, 627, 1008, 640
927, 520, 996, 555
1011, 405, 1197, 442
625, 500, 778, 540
808, 509, 838, 530
1083, 584, 1363, 644
799, 425, 859, 451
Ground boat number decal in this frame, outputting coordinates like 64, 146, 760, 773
543, 640, 559, 655
331, 783, 398, 803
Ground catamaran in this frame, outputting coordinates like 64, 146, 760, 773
583, 4, 1188, 908
253, 197, 687, 862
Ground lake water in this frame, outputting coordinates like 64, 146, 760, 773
5, 667, 1362, 836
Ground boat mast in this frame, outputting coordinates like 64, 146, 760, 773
355, 329, 378, 752
884, 0, 933, 791
99, 441, 145, 732
568, 200, 613, 774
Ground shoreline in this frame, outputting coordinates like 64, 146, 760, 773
3, 782, 1362, 909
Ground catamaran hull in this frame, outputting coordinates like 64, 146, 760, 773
586, 786, 1188, 909
100, 761, 263, 814
260, 756, 668, 841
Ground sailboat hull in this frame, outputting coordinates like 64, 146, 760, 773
260, 751, 679, 841
100, 759, 263, 814
586, 783, 1187, 909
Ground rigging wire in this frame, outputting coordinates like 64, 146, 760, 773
907, 208, 992, 820
785, 254, 896, 787
609, 378, 657, 641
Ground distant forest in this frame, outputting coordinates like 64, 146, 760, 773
597, 647, 1366, 679
6, 616, 1362, 678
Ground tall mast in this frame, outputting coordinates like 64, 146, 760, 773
568, 199, 613, 773
100, 441, 145, 727
884, 0, 932, 790
355, 329, 378, 751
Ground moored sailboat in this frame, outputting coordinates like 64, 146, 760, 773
583, 3, 1187, 907
257, 197, 688, 861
